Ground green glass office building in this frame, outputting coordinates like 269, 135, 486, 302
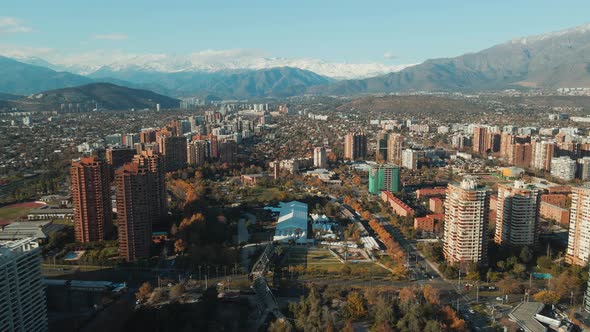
368, 164, 400, 194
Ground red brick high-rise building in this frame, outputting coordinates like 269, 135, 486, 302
106, 146, 136, 170
133, 151, 167, 223
486, 132, 501, 154
139, 128, 158, 143
70, 157, 112, 243
115, 161, 161, 261
159, 135, 187, 172
443, 177, 490, 267
507, 143, 533, 168
473, 126, 488, 154
219, 140, 238, 163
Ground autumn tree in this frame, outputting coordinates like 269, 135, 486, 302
533, 290, 561, 305
352, 175, 362, 187
399, 287, 416, 304
148, 288, 165, 304
423, 284, 440, 305
169, 283, 186, 302
345, 291, 368, 320
441, 306, 467, 332
551, 270, 582, 300
136, 282, 153, 302
174, 238, 188, 254
268, 318, 293, 332
498, 277, 521, 294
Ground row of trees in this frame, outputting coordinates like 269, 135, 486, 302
368, 218, 407, 277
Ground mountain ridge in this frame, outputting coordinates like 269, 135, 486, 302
0, 56, 92, 95
309, 22, 590, 95
2, 82, 179, 111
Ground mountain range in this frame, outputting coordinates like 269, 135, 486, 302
1, 23, 590, 100
88, 66, 332, 99
11, 53, 411, 80
312, 23, 590, 95
0, 56, 91, 95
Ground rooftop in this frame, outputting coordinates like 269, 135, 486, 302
509, 302, 546, 332
0, 220, 64, 240
0, 237, 39, 262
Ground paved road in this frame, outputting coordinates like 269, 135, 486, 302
374, 213, 497, 331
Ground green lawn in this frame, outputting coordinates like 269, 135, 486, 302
0, 206, 32, 221
285, 247, 341, 266
284, 247, 390, 276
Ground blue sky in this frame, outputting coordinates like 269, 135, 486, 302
1, 0, 589, 66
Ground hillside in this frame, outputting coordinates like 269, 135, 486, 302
0, 92, 22, 101
337, 95, 487, 116
4, 83, 179, 111
312, 23, 590, 95
0, 56, 92, 95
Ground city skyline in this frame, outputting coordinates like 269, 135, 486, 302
3, 3, 590, 331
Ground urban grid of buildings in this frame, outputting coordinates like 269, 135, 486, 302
7, 94, 590, 331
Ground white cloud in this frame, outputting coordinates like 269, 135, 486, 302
94, 33, 128, 40
383, 52, 397, 60
0, 44, 53, 58
0, 17, 32, 34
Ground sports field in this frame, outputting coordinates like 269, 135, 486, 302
0, 201, 45, 223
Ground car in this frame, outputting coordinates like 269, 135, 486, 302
495, 296, 503, 301
468, 309, 475, 314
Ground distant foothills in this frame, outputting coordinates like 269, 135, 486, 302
1, 22, 590, 103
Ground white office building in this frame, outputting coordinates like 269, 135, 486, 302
550, 157, 577, 181
0, 238, 48, 332
402, 149, 418, 170
494, 181, 540, 247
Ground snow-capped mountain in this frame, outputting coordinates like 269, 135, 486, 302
7, 50, 414, 79
508, 22, 590, 45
